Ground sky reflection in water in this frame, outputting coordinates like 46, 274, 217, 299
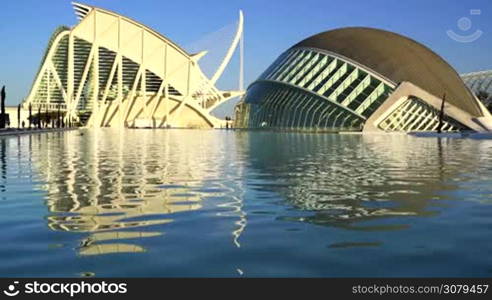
0, 129, 491, 277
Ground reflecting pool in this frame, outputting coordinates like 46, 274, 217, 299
0, 129, 491, 277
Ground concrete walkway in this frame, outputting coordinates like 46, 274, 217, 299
0, 127, 78, 136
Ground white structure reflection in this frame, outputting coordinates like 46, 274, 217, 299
26, 129, 247, 255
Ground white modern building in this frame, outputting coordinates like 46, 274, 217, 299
22, 2, 244, 128
235, 28, 492, 133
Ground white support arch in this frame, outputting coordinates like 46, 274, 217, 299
210, 10, 244, 85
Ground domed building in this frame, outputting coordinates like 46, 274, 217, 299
235, 27, 492, 132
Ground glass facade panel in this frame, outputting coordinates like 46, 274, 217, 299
239, 81, 365, 132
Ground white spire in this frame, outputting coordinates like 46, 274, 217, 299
239, 23, 244, 91
210, 10, 244, 85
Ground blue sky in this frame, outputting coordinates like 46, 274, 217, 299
0, 0, 491, 116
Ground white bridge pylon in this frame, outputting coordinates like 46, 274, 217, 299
23, 2, 245, 129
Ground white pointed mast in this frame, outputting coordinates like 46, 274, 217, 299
210, 10, 244, 85
239, 24, 244, 91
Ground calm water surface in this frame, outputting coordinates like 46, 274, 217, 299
0, 129, 491, 277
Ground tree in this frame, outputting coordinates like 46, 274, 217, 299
0, 86, 5, 129
437, 93, 446, 133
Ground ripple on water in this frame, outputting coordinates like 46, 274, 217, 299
0, 130, 492, 276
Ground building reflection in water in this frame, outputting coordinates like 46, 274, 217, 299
238, 132, 486, 233
0, 138, 6, 193
27, 129, 247, 256
6, 129, 489, 256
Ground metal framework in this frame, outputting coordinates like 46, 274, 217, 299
462, 70, 492, 96
236, 47, 395, 131
24, 2, 244, 128
378, 97, 465, 132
